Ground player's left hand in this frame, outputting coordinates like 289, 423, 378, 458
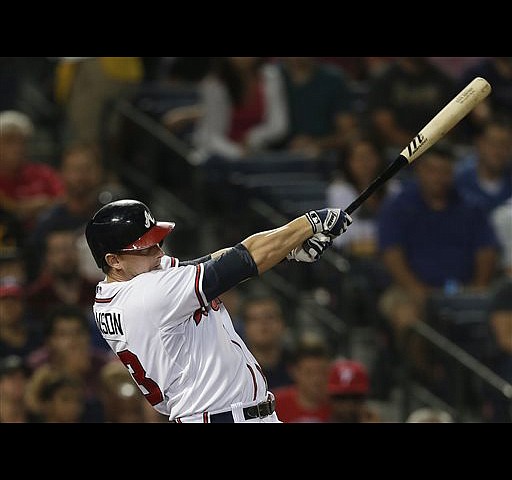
286, 232, 333, 263
305, 208, 353, 238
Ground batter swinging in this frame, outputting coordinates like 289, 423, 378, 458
86, 199, 351, 423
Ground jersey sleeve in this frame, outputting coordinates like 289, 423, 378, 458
160, 255, 180, 269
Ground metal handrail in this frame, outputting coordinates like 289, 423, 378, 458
410, 320, 512, 400
115, 98, 194, 162
400, 318, 512, 421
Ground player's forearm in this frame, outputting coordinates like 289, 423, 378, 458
242, 216, 313, 274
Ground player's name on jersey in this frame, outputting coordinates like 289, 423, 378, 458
94, 310, 126, 340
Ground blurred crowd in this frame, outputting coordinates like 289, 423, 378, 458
1, 56, 511, 423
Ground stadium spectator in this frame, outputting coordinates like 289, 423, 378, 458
0, 252, 26, 286
427, 57, 487, 80
54, 57, 144, 150
27, 142, 129, 281
376, 145, 499, 385
0, 110, 64, 231
364, 57, 456, 158
327, 134, 401, 256
0, 355, 38, 422
0, 207, 24, 263
454, 120, 512, 216
274, 57, 358, 158
25, 304, 114, 420
240, 291, 294, 390
273, 338, 332, 422
491, 196, 512, 277
0, 278, 43, 359
26, 369, 87, 423
190, 57, 288, 163
456, 57, 512, 140
99, 360, 146, 423
26, 228, 98, 325
327, 358, 381, 423
326, 134, 400, 327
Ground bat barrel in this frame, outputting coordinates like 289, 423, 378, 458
343, 77, 491, 216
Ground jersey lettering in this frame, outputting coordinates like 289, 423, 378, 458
118, 349, 164, 405
94, 309, 126, 341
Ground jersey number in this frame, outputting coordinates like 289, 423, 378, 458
118, 350, 164, 405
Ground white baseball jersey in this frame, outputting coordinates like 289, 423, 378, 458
93, 255, 268, 420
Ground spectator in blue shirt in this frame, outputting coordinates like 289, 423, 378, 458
376, 144, 499, 381
455, 120, 512, 216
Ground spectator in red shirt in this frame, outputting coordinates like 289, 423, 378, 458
273, 337, 332, 423
0, 110, 64, 231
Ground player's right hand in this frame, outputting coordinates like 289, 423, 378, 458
286, 232, 333, 263
305, 208, 353, 238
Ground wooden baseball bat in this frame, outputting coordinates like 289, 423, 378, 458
344, 76, 492, 216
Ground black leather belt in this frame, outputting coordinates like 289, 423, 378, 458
241, 395, 276, 421
172, 396, 276, 423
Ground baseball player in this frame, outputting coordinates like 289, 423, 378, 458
85, 199, 351, 423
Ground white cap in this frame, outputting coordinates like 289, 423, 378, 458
0, 110, 34, 137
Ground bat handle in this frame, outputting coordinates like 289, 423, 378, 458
344, 155, 408, 215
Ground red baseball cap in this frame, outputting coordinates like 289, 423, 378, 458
328, 359, 370, 396
0, 279, 23, 299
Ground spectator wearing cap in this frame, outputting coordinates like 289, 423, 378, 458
327, 359, 381, 423
0, 278, 43, 359
0, 355, 39, 422
0, 110, 65, 232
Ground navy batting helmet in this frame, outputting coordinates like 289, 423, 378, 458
85, 199, 175, 269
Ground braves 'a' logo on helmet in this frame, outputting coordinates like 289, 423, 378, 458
144, 210, 155, 228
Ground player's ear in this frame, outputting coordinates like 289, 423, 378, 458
105, 253, 122, 270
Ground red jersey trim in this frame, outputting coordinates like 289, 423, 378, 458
194, 264, 207, 309
94, 293, 118, 304
246, 364, 257, 401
